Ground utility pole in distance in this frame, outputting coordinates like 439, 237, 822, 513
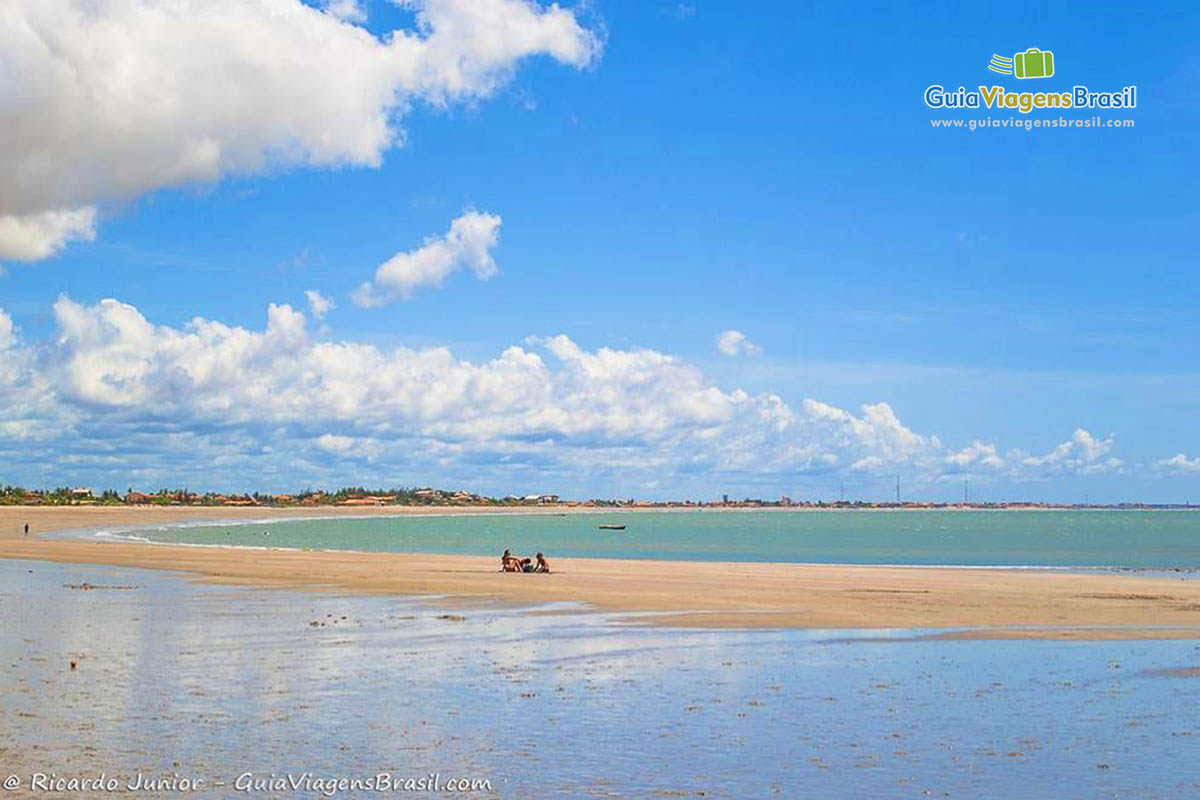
895, 475, 900, 505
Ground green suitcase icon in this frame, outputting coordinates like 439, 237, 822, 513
1014, 48, 1054, 79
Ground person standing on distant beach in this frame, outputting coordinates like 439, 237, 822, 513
24, 523, 29, 536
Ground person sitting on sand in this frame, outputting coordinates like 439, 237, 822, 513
533, 552, 551, 574
500, 549, 522, 572
519, 557, 535, 573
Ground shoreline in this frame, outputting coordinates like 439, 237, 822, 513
4, 505, 1200, 640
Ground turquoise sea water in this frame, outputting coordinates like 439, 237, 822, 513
106, 509, 1200, 568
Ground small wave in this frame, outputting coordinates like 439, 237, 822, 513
93, 530, 157, 544
94, 534, 312, 554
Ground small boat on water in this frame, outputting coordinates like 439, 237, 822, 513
598, 524, 626, 531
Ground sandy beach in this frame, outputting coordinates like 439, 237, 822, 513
2, 505, 1200, 639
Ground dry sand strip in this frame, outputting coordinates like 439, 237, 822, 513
2, 506, 1200, 640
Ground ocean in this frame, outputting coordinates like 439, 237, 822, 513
98, 509, 1200, 569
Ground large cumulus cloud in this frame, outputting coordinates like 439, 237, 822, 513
0, 298, 1128, 493
0, 0, 601, 260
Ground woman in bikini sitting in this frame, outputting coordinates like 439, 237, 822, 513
500, 549, 522, 572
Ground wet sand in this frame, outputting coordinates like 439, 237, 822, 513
2, 506, 1200, 639
8, 560, 1199, 798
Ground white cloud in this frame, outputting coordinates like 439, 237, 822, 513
322, 0, 366, 23
0, 0, 600, 260
716, 329, 763, 357
305, 290, 336, 320
0, 208, 97, 261
0, 297, 1139, 492
353, 211, 501, 305
315, 433, 356, 453
0, 308, 14, 350
1157, 453, 1200, 473
1018, 428, 1117, 472
945, 440, 1003, 469
804, 399, 936, 471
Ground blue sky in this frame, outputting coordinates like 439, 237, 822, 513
1, 0, 1198, 501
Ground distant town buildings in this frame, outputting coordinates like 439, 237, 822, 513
0, 483, 1194, 510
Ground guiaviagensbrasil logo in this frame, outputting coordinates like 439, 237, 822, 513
988, 48, 1054, 79
924, 46, 1136, 117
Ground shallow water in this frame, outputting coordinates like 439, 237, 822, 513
3, 560, 1200, 798
101, 509, 1200, 568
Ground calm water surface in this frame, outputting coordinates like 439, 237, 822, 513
2, 560, 1199, 798
100, 509, 1200, 568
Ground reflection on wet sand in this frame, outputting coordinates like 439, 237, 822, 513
3, 560, 1200, 798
